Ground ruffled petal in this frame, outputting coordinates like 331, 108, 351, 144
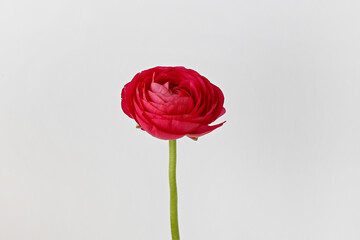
186, 121, 226, 138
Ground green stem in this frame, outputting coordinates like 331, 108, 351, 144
169, 140, 180, 240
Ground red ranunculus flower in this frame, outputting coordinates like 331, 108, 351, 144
121, 66, 226, 140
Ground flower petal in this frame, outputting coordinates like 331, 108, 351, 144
186, 121, 226, 138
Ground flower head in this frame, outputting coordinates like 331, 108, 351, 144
121, 66, 226, 140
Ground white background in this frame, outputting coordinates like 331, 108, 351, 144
1, 0, 360, 239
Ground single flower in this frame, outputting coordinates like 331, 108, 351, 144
121, 66, 226, 140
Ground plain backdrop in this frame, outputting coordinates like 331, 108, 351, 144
1, 0, 360, 239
